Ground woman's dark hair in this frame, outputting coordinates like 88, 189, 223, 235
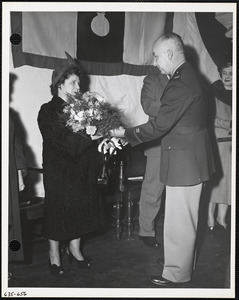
218, 61, 232, 77
50, 66, 83, 96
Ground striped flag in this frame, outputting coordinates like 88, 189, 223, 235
11, 11, 232, 77
11, 11, 232, 126
12, 12, 166, 71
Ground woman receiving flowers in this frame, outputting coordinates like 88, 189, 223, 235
37, 55, 103, 276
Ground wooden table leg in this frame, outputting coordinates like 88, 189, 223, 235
127, 190, 132, 238
116, 193, 122, 240
115, 161, 125, 240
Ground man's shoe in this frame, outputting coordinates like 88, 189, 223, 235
150, 275, 173, 286
139, 236, 160, 248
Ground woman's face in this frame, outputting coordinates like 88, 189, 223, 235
59, 74, 80, 97
221, 66, 232, 90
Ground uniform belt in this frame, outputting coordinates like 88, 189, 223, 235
170, 125, 206, 134
217, 137, 232, 142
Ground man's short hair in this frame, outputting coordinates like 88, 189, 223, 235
160, 32, 185, 55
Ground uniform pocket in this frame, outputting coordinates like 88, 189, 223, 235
161, 135, 187, 150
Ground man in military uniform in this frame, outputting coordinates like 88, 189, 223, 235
138, 73, 168, 248
110, 33, 215, 285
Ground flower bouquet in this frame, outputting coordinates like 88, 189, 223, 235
61, 91, 127, 155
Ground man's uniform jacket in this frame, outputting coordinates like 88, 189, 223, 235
141, 73, 168, 157
125, 62, 215, 186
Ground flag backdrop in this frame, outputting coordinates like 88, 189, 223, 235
10, 11, 232, 173
11, 11, 232, 122
11, 11, 232, 72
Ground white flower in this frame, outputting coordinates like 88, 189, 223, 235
94, 101, 100, 107
63, 107, 69, 113
82, 91, 91, 101
66, 119, 73, 126
95, 113, 102, 121
87, 108, 94, 117
77, 111, 84, 118
93, 108, 102, 119
93, 92, 106, 103
86, 125, 97, 136
70, 108, 76, 116
72, 122, 84, 132
74, 111, 84, 122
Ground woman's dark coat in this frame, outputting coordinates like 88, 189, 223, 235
38, 96, 103, 241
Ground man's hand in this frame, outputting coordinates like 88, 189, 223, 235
110, 126, 126, 138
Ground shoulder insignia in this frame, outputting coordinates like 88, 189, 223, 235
172, 70, 181, 80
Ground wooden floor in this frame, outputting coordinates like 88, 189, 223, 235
7, 189, 233, 297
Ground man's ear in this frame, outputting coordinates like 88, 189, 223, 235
167, 48, 173, 60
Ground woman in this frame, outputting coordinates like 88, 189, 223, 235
207, 61, 232, 231
37, 58, 103, 276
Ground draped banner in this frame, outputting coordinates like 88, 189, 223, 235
173, 12, 221, 83
11, 11, 231, 77
11, 11, 232, 122
12, 12, 166, 73
10, 11, 232, 127
22, 12, 78, 59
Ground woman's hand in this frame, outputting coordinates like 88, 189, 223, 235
90, 134, 103, 140
110, 126, 126, 138
18, 170, 25, 192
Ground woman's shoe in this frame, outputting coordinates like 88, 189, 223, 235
48, 259, 64, 276
66, 249, 91, 269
